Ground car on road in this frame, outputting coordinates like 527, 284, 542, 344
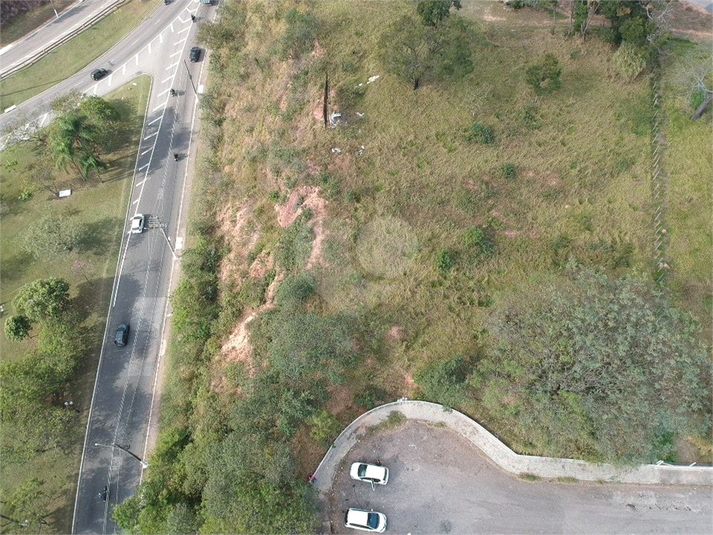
344, 508, 387, 533
90, 68, 108, 81
189, 47, 201, 62
350, 462, 389, 486
131, 214, 145, 234
114, 323, 130, 346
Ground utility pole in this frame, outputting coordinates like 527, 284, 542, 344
94, 443, 148, 469
183, 60, 198, 96
150, 216, 178, 260
49, 0, 59, 18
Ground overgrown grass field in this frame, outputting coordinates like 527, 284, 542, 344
212, 0, 660, 461
0, 75, 150, 534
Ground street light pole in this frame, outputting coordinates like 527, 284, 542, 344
183, 60, 198, 96
94, 442, 148, 469
152, 216, 178, 260
49, 0, 59, 18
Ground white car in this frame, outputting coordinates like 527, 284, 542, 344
350, 462, 389, 486
130, 214, 145, 234
344, 508, 387, 533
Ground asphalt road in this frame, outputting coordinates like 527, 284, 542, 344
0, 1, 214, 534
326, 420, 713, 534
70, 2, 216, 531
0, 0, 123, 80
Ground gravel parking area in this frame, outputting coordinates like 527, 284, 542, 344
321, 419, 712, 535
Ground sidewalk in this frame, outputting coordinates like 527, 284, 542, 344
313, 400, 713, 493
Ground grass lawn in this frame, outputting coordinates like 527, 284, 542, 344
0, 0, 157, 109
0, 75, 150, 534
0, 0, 75, 46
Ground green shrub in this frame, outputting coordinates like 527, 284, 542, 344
309, 410, 342, 445
691, 89, 707, 111
435, 249, 456, 273
501, 162, 517, 180
414, 355, 472, 408
276, 272, 316, 309
355, 385, 388, 409
463, 226, 496, 258
526, 53, 562, 95
521, 102, 541, 130
611, 42, 647, 81
465, 122, 494, 144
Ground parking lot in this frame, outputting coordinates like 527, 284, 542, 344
322, 419, 713, 534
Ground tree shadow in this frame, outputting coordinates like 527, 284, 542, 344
0, 249, 35, 283
80, 217, 121, 255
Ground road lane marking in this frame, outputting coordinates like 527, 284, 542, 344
166, 62, 179, 71
148, 116, 161, 125
170, 50, 181, 58
152, 102, 166, 112
161, 75, 173, 84
144, 131, 159, 140
141, 148, 152, 155
178, 26, 190, 35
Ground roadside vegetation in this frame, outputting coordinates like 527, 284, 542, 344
0, 76, 151, 534
114, 1, 711, 533
0, 0, 156, 109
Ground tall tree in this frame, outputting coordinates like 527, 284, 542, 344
12, 278, 70, 322
379, 14, 473, 90
4, 315, 32, 342
22, 213, 85, 259
48, 112, 105, 180
416, 0, 462, 27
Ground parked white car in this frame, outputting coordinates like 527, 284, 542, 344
344, 508, 387, 533
350, 462, 389, 486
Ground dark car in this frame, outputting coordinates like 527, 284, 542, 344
189, 47, 201, 62
114, 323, 130, 346
90, 68, 108, 81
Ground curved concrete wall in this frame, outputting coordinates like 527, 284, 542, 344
313, 400, 713, 493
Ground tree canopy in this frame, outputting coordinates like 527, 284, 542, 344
416, 0, 462, 27
22, 213, 85, 259
12, 278, 71, 322
379, 14, 473, 90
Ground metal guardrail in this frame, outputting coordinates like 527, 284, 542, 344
0, 0, 127, 81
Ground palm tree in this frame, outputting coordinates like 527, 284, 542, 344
49, 113, 105, 181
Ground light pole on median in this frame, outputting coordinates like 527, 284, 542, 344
49, 0, 59, 18
94, 442, 148, 469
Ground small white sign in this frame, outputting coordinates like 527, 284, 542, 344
58, 189, 72, 198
